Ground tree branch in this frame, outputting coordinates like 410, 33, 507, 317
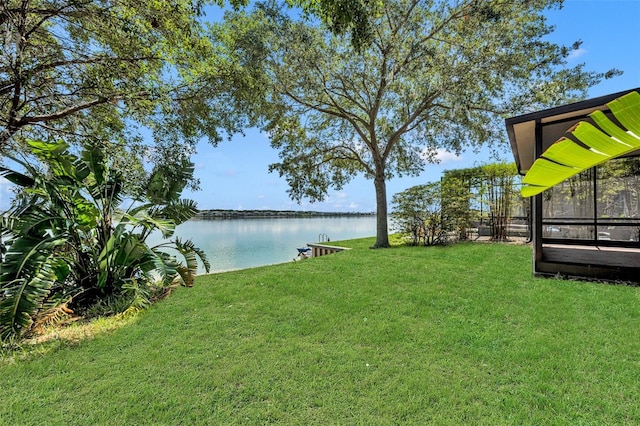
385, 91, 440, 160
279, 83, 372, 149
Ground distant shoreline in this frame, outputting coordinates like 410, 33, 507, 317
195, 209, 376, 220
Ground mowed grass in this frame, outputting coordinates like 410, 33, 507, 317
2, 239, 640, 425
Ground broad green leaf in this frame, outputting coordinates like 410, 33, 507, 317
82, 147, 106, 185
521, 184, 547, 198
521, 91, 640, 197
27, 140, 69, 156
72, 196, 99, 229
573, 122, 633, 156
114, 235, 145, 266
160, 199, 198, 225
0, 236, 65, 339
0, 167, 35, 187
51, 258, 70, 282
590, 110, 640, 146
522, 158, 578, 188
608, 91, 640, 136
541, 137, 609, 169
125, 211, 176, 239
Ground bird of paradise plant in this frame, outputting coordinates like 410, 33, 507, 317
0, 141, 209, 340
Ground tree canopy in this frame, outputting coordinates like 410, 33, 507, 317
0, 0, 226, 194
0, 0, 374, 198
1, 0, 214, 143
215, 0, 620, 247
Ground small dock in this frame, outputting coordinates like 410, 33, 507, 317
306, 243, 351, 258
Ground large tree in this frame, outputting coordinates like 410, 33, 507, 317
0, 0, 376, 196
216, 0, 619, 248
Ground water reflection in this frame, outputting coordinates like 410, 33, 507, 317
149, 216, 376, 273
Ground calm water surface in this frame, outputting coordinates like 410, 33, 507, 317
153, 216, 377, 273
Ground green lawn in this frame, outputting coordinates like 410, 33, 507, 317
2, 240, 640, 425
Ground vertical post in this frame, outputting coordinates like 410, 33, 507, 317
593, 166, 599, 244
533, 119, 544, 271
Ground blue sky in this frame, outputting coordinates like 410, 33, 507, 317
1, 1, 639, 212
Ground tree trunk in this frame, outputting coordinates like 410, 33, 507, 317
372, 174, 390, 248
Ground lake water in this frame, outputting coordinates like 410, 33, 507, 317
151, 216, 377, 273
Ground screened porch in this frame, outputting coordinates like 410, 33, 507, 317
506, 88, 640, 282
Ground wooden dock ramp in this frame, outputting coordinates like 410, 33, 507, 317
306, 243, 351, 258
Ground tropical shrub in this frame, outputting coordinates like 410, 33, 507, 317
0, 141, 209, 340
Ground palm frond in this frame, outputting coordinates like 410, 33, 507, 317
189, 242, 211, 274
172, 238, 211, 285
0, 257, 60, 339
120, 279, 151, 315
159, 199, 199, 225
0, 215, 22, 236
97, 228, 147, 290
175, 265, 194, 287
31, 303, 74, 335
123, 210, 177, 239
142, 248, 179, 287
126, 202, 154, 217
0, 166, 35, 188
146, 159, 195, 204
81, 146, 107, 185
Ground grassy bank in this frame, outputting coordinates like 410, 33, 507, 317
2, 239, 640, 424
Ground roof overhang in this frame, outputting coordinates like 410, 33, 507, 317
505, 88, 640, 175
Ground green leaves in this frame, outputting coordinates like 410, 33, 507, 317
0, 168, 35, 188
82, 146, 107, 186
0, 0, 217, 153
0, 235, 69, 339
391, 182, 450, 246
0, 140, 205, 341
522, 91, 640, 197
146, 159, 195, 205
289, 0, 376, 50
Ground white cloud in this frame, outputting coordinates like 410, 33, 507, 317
434, 148, 462, 164
568, 47, 587, 60
349, 202, 359, 209
421, 147, 462, 164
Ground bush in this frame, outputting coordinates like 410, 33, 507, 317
391, 183, 451, 246
0, 141, 209, 341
